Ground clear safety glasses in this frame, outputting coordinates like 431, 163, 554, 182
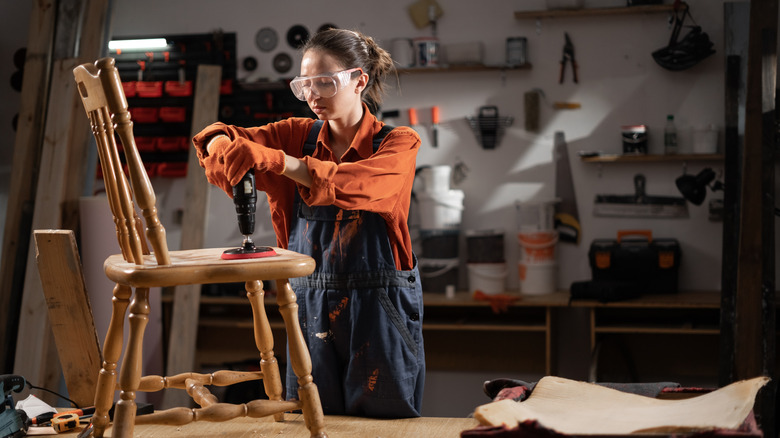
289, 68, 363, 101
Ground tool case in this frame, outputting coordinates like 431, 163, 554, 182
588, 230, 681, 294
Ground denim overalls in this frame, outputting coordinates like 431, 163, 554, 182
285, 120, 425, 418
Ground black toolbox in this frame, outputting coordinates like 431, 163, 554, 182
588, 230, 681, 294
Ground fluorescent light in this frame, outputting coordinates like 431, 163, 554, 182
108, 38, 169, 51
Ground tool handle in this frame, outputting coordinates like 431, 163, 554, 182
572, 60, 579, 83
408, 108, 418, 125
559, 60, 565, 84
0, 374, 26, 394
431, 106, 440, 124
617, 229, 653, 243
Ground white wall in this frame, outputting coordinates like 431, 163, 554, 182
107, 0, 733, 292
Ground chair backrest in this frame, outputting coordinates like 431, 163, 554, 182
73, 57, 171, 266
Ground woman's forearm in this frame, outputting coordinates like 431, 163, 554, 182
282, 155, 312, 187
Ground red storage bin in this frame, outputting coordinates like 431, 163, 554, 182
134, 137, 157, 152
220, 79, 233, 95
156, 136, 188, 152
136, 81, 163, 98
165, 80, 193, 97
159, 107, 187, 123
157, 162, 187, 178
130, 107, 159, 123
122, 81, 137, 98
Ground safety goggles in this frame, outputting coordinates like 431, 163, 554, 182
289, 68, 363, 101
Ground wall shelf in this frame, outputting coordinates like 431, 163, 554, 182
397, 64, 531, 74
580, 153, 724, 163
514, 4, 676, 20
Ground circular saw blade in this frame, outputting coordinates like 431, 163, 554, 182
255, 27, 278, 52
286, 24, 309, 49
273, 53, 293, 73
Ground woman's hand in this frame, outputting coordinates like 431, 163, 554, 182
222, 139, 286, 185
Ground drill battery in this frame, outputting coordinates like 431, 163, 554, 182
588, 230, 681, 295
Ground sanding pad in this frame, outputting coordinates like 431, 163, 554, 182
221, 246, 277, 260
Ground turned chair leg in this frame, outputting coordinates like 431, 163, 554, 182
246, 280, 284, 421
112, 287, 151, 438
276, 279, 327, 438
92, 284, 132, 438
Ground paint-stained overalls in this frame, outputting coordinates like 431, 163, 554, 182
285, 120, 425, 418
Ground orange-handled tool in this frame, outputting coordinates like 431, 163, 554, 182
408, 108, 418, 126
431, 106, 440, 147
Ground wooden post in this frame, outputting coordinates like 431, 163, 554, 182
160, 64, 222, 409
33, 230, 101, 408
9, 0, 110, 389
0, 0, 55, 374
13, 59, 82, 393
733, 0, 777, 435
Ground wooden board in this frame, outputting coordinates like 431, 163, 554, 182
161, 64, 222, 409
33, 230, 101, 407
13, 59, 81, 392
0, 0, 55, 374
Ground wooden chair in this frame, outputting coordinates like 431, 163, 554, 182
72, 57, 326, 438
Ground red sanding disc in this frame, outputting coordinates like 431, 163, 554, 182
221, 246, 277, 260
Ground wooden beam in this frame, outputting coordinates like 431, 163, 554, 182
13, 58, 82, 393
735, 0, 777, 435
0, 0, 55, 374
161, 64, 222, 409
33, 230, 101, 408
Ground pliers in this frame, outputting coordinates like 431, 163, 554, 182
559, 32, 578, 84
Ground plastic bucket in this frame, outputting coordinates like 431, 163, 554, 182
466, 229, 505, 263
518, 230, 558, 264
420, 258, 459, 293
417, 190, 464, 230
516, 200, 558, 233
417, 165, 452, 194
518, 261, 557, 295
421, 229, 459, 259
467, 262, 507, 295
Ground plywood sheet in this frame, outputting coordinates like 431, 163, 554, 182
474, 375, 769, 435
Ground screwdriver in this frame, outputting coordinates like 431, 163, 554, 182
431, 106, 440, 147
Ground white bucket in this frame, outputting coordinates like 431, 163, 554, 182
518, 261, 557, 295
417, 165, 452, 194
418, 189, 464, 230
467, 262, 507, 295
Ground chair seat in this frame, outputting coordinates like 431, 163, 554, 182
104, 247, 315, 288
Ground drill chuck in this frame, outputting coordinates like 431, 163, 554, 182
232, 170, 257, 236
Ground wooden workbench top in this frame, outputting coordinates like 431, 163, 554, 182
32, 413, 480, 437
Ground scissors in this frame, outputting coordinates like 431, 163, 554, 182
559, 32, 578, 84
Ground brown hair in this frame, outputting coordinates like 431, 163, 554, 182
302, 28, 396, 108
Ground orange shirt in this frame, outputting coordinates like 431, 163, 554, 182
194, 105, 421, 270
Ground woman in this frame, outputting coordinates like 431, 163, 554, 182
192, 28, 424, 418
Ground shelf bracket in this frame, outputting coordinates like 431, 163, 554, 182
536, 19, 542, 35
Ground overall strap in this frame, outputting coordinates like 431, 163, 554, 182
302, 119, 396, 157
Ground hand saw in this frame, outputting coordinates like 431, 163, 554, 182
554, 132, 581, 244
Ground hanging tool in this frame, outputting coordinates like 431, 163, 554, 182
594, 174, 689, 218
1, 375, 28, 438
559, 32, 578, 84
221, 170, 277, 260
408, 108, 419, 136
431, 106, 440, 147
553, 132, 581, 244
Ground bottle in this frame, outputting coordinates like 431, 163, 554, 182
664, 114, 678, 154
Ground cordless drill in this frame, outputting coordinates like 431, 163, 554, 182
1, 375, 28, 438
221, 170, 277, 260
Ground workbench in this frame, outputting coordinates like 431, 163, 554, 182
165, 289, 726, 384
31, 413, 480, 437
